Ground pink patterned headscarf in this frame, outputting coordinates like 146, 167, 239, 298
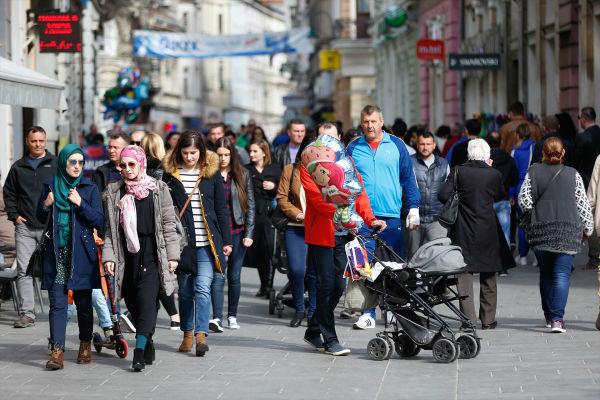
118, 145, 158, 253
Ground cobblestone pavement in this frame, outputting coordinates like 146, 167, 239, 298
0, 259, 599, 400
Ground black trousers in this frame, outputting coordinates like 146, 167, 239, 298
305, 236, 348, 349
123, 262, 160, 338
48, 284, 93, 347
247, 216, 276, 290
158, 292, 178, 316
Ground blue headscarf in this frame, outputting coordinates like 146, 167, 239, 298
55, 144, 84, 247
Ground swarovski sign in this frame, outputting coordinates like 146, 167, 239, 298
448, 53, 501, 70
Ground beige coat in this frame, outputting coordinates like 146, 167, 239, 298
102, 180, 180, 300
587, 155, 600, 234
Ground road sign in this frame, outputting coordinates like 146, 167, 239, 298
416, 39, 445, 61
448, 53, 501, 70
319, 50, 341, 71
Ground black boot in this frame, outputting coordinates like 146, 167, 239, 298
144, 340, 155, 365
132, 348, 145, 372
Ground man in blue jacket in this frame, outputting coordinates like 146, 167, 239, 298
347, 105, 421, 329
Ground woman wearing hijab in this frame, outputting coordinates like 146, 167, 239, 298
39, 144, 104, 370
102, 146, 180, 372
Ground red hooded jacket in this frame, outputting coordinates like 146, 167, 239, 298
301, 164, 376, 247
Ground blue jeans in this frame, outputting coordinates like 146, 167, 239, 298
359, 216, 403, 318
494, 200, 511, 245
534, 251, 574, 321
285, 225, 309, 314
211, 232, 247, 319
67, 288, 113, 329
178, 247, 214, 334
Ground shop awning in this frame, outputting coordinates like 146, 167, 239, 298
0, 56, 66, 109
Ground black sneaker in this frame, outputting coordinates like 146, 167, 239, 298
170, 321, 181, 331
303, 334, 325, 352
325, 342, 351, 356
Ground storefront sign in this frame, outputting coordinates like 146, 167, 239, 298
319, 50, 341, 71
36, 13, 81, 53
133, 27, 313, 58
416, 39, 445, 61
448, 53, 501, 70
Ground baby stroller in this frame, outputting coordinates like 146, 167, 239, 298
355, 235, 481, 363
91, 244, 128, 358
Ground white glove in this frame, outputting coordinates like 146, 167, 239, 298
406, 208, 420, 228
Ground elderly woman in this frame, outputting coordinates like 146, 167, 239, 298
103, 145, 180, 372
521, 138, 593, 333
39, 144, 104, 370
439, 139, 515, 330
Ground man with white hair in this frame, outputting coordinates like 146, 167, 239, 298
438, 138, 516, 329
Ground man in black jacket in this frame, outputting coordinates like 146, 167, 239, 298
573, 107, 600, 269
273, 119, 306, 169
3, 126, 56, 327
532, 115, 561, 164
92, 132, 128, 194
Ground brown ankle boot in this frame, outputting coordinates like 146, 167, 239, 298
195, 332, 209, 357
76, 341, 92, 364
178, 331, 193, 352
46, 347, 64, 370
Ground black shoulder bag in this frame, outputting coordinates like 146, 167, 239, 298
438, 167, 460, 228
518, 166, 564, 230
26, 211, 52, 279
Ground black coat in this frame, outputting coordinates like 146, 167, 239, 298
490, 147, 518, 200
162, 166, 232, 275
245, 163, 281, 216
574, 125, 600, 187
439, 160, 516, 273
3, 152, 56, 228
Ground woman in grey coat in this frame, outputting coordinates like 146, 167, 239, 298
102, 146, 180, 372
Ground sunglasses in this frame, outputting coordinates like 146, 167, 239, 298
67, 159, 85, 167
119, 161, 138, 170
131, 141, 141, 146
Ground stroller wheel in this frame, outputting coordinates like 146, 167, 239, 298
92, 332, 103, 353
115, 338, 129, 359
383, 336, 394, 360
367, 337, 391, 361
432, 338, 458, 363
456, 334, 480, 359
268, 290, 276, 315
394, 334, 420, 357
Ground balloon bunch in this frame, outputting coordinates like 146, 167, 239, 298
102, 67, 150, 124
301, 135, 364, 232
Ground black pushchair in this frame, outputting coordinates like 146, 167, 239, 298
355, 234, 481, 363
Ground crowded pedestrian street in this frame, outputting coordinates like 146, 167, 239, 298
1, 260, 599, 400
2, 1, 600, 399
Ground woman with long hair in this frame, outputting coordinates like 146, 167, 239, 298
40, 144, 104, 370
103, 145, 180, 371
245, 139, 281, 297
210, 137, 255, 331
520, 138, 593, 332
276, 133, 316, 327
162, 131, 232, 356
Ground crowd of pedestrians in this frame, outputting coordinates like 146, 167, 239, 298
1, 101, 600, 372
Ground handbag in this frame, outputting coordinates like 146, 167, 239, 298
518, 166, 563, 230
438, 167, 460, 228
269, 167, 296, 231
26, 211, 52, 279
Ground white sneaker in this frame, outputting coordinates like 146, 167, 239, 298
515, 256, 527, 266
352, 314, 376, 330
227, 316, 240, 330
209, 318, 224, 333
532, 258, 538, 267
120, 312, 136, 333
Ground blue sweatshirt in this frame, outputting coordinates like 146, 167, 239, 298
347, 131, 420, 217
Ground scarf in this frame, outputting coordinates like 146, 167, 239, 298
55, 144, 84, 248
118, 146, 158, 253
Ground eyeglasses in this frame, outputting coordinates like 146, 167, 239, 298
131, 141, 141, 146
67, 159, 85, 167
119, 161, 138, 170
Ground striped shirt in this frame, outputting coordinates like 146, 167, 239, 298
178, 167, 209, 247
